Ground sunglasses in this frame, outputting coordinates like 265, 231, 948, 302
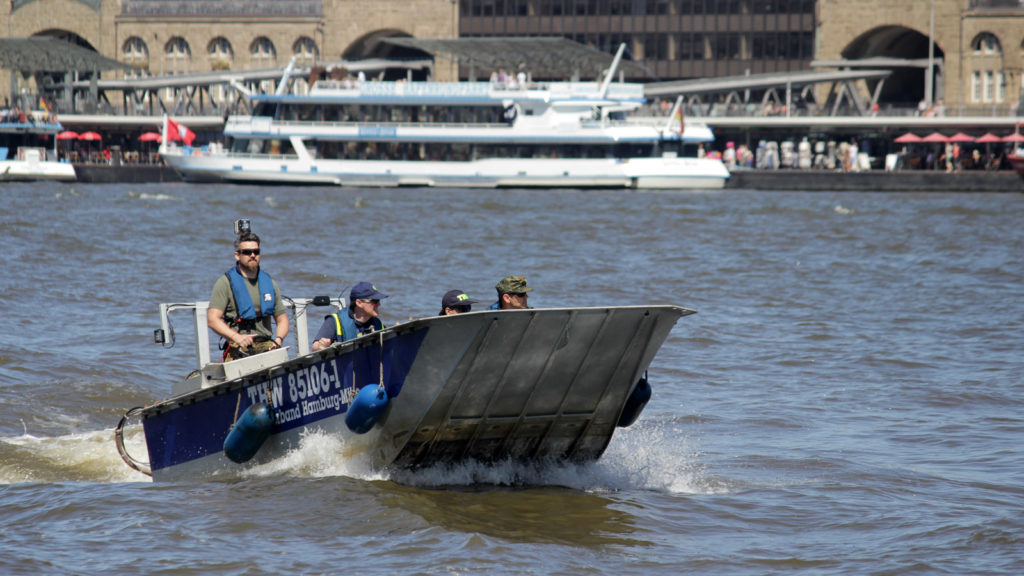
454, 305, 472, 313
238, 249, 261, 256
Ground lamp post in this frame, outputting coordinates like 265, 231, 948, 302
925, 0, 935, 105
450, 0, 457, 81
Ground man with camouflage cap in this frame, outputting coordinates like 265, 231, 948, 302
487, 275, 532, 310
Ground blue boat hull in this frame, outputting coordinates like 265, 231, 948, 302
137, 306, 692, 481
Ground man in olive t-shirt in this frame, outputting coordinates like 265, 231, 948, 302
207, 231, 289, 361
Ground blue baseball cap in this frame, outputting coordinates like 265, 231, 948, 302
350, 282, 389, 301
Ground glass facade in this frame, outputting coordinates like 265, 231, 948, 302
459, 0, 816, 80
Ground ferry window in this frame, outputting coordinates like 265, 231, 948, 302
297, 105, 317, 121
451, 144, 470, 161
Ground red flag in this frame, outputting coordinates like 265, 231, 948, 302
167, 118, 196, 146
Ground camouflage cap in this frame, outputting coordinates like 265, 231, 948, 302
495, 275, 532, 294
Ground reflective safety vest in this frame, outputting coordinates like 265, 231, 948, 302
331, 311, 384, 342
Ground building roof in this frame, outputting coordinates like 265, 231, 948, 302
118, 0, 321, 17
382, 37, 649, 79
0, 37, 132, 72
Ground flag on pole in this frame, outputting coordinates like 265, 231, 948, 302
166, 118, 196, 146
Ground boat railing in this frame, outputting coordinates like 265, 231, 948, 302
156, 296, 344, 371
229, 119, 513, 132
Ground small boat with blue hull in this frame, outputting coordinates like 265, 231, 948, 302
116, 298, 693, 482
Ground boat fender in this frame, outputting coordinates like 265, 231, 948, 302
223, 402, 275, 463
345, 384, 389, 434
617, 376, 652, 428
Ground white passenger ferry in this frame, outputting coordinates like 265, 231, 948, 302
160, 49, 728, 190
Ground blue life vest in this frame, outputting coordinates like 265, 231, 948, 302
225, 266, 275, 320
331, 311, 384, 342
487, 301, 500, 310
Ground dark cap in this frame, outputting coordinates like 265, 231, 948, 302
495, 275, 532, 295
442, 290, 478, 309
350, 282, 389, 301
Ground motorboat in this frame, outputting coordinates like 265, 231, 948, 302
115, 297, 694, 481
0, 110, 76, 181
159, 46, 728, 190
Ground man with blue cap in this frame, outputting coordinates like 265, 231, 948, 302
438, 289, 478, 316
311, 282, 388, 350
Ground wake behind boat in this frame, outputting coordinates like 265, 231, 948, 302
116, 298, 694, 482
159, 45, 728, 190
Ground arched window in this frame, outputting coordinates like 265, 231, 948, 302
293, 37, 319, 65
250, 37, 277, 67
971, 33, 1002, 55
122, 37, 149, 80
165, 37, 191, 73
123, 37, 149, 64
208, 37, 234, 69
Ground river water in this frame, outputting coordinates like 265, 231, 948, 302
1, 182, 1021, 575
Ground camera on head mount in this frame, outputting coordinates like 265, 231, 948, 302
234, 219, 251, 236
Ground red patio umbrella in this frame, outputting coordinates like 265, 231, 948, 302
894, 132, 922, 143
947, 132, 975, 143
56, 130, 79, 140
921, 132, 949, 143
78, 131, 102, 141
1001, 133, 1024, 143
975, 133, 1003, 143
138, 131, 162, 142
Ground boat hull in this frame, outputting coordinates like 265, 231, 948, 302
0, 160, 76, 181
136, 306, 692, 481
1008, 153, 1024, 184
162, 153, 729, 190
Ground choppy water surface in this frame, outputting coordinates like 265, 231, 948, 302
1, 182, 1021, 575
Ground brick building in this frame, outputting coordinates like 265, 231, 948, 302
2, 0, 1022, 114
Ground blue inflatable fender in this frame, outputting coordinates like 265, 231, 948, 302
345, 384, 389, 434
617, 376, 652, 428
224, 402, 275, 463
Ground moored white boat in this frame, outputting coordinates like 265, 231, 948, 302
115, 298, 694, 482
0, 112, 76, 182
160, 46, 728, 190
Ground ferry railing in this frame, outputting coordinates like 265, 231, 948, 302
231, 119, 512, 131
